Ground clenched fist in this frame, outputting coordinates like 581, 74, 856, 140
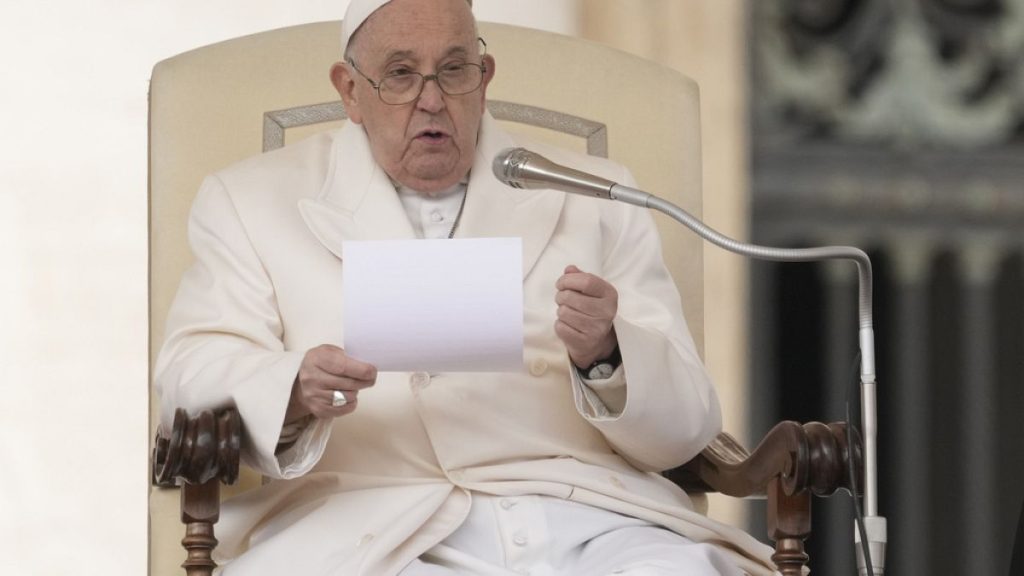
554, 265, 619, 369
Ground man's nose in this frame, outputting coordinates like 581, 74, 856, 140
416, 76, 447, 113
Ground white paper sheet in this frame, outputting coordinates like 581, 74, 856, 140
342, 238, 524, 372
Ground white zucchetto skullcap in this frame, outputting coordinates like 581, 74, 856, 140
341, 0, 394, 55
340, 0, 473, 55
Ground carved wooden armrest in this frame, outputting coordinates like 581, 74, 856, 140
151, 409, 861, 576
667, 422, 863, 576
153, 408, 241, 576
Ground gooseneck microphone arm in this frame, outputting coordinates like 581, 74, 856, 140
494, 147, 887, 575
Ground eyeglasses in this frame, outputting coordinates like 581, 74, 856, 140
348, 38, 488, 106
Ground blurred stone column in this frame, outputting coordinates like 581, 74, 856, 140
961, 240, 1002, 576
890, 240, 932, 576
823, 257, 858, 573
579, 0, 750, 528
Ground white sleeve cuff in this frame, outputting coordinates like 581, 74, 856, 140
272, 417, 332, 479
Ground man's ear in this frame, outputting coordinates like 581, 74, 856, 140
330, 61, 364, 124
478, 54, 496, 105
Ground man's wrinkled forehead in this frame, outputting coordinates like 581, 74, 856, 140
340, 0, 473, 55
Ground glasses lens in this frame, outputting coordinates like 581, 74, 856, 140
437, 64, 483, 95
379, 74, 423, 105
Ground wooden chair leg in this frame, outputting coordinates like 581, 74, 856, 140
181, 479, 221, 576
767, 477, 811, 576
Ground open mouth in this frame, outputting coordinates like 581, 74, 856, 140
416, 129, 449, 143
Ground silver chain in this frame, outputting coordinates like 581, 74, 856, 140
446, 190, 468, 239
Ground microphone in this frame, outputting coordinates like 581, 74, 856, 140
492, 147, 617, 199
493, 146, 887, 575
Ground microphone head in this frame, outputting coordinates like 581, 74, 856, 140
492, 146, 617, 199
492, 147, 532, 189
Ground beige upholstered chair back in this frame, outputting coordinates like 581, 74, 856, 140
149, 20, 704, 575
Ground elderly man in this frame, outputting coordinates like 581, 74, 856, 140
156, 0, 775, 574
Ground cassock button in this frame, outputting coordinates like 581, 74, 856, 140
430, 210, 444, 222
529, 358, 548, 377
356, 533, 374, 548
512, 531, 529, 546
499, 498, 517, 510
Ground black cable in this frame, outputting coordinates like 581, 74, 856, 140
846, 350, 875, 576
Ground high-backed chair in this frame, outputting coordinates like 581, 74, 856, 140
149, 20, 860, 576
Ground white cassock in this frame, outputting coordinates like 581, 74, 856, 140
155, 112, 777, 576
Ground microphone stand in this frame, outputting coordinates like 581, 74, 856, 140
494, 147, 888, 574
611, 184, 888, 576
